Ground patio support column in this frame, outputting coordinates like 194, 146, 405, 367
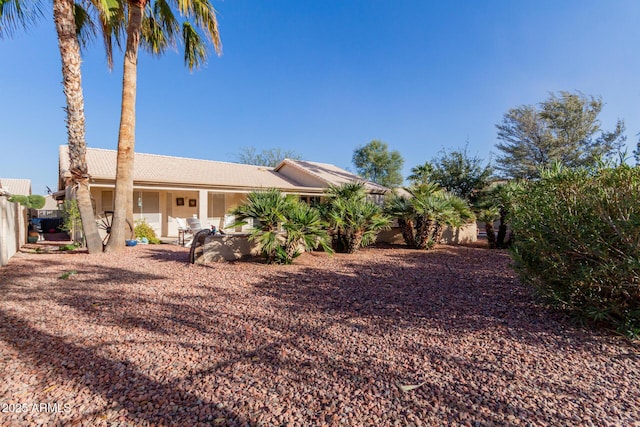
198, 190, 208, 227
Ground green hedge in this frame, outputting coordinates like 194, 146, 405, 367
509, 164, 640, 338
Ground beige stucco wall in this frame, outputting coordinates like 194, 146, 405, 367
197, 234, 260, 263
0, 196, 27, 267
89, 186, 254, 238
90, 187, 166, 237
377, 222, 477, 246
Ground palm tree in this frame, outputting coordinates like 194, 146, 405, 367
431, 192, 475, 243
281, 202, 332, 263
384, 192, 416, 246
477, 207, 499, 249
407, 162, 433, 185
232, 189, 331, 264
386, 183, 475, 250
106, 0, 222, 251
53, 0, 118, 253
2, 0, 117, 254
323, 183, 391, 253
405, 183, 443, 249
232, 189, 292, 263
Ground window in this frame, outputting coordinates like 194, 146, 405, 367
207, 193, 226, 217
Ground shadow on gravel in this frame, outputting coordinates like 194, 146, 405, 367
2, 245, 632, 425
0, 308, 245, 427
250, 247, 573, 343
137, 245, 191, 263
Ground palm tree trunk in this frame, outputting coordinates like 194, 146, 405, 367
433, 222, 445, 245
106, 0, 145, 251
485, 222, 496, 249
496, 209, 507, 249
415, 216, 434, 249
346, 231, 363, 254
53, 0, 103, 254
398, 218, 416, 247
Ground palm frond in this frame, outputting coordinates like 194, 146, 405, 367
0, 0, 45, 38
186, 0, 221, 53
182, 21, 206, 70
142, 14, 170, 55
73, 3, 97, 50
153, 0, 179, 44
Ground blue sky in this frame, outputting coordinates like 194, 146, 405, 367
2, 0, 639, 194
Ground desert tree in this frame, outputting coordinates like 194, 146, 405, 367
352, 140, 404, 188
495, 91, 626, 179
236, 147, 302, 167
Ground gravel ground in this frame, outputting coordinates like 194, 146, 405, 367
0, 244, 638, 427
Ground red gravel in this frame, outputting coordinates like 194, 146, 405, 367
0, 244, 638, 426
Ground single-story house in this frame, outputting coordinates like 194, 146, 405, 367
0, 178, 32, 196
58, 146, 388, 239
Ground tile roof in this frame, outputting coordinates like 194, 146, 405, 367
40, 195, 60, 210
0, 178, 32, 196
59, 146, 390, 194
275, 159, 389, 194
59, 146, 313, 191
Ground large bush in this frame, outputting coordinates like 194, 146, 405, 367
9, 194, 46, 209
509, 163, 640, 338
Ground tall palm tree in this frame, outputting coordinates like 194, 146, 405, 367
106, 0, 222, 251
54, 0, 117, 253
407, 162, 433, 185
2, 0, 117, 254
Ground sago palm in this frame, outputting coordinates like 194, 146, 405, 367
384, 192, 416, 247
477, 207, 499, 249
323, 183, 390, 253
281, 202, 332, 264
107, 0, 222, 251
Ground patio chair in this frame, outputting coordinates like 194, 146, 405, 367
176, 217, 193, 246
183, 217, 205, 246
186, 217, 205, 232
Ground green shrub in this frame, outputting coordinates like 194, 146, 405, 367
9, 194, 46, 209
134, 219, 161, 244
509, 163, 640, 338
59, 243, 81, 251
61, 200, 81, 236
